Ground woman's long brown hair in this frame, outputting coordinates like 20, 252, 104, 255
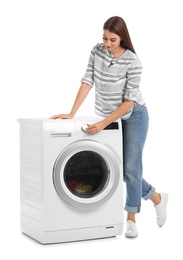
103, 16, 136, 53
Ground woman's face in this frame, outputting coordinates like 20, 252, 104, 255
103, 29, 121, 52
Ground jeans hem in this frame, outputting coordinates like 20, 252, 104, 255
142, 187, 156, 200
124, 204, 141, 214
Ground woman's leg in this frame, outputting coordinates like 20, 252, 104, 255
150, 191, 161, 205
122, 103, 154, 217
122, 104, 168, 237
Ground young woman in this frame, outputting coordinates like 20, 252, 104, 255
50, 16, 168, 238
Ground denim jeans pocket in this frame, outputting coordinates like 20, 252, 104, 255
135, 103, 142, 112
134, 103, 149, 122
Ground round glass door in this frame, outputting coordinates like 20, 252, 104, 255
64, 151, 109, 198
53, 140, 121, 209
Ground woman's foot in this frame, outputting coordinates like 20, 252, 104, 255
154, 193, 169, 227
125, 220, 138, 238
125, 213, 138, 238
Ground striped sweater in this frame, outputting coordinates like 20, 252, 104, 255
81, 43, 145, 120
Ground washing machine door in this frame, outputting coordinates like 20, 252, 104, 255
53, 140, 121, 209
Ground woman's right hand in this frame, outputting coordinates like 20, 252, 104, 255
49, 113, 74, 119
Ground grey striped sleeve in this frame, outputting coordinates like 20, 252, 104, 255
124, 58, 143, 102
80, 46, 97, 87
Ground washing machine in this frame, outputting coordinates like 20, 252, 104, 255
18, 117, 124, 244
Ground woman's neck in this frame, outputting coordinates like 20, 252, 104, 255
110, 47, 126, 58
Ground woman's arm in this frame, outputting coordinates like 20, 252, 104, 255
50, 83, 92, 119
85, 99, 134, 134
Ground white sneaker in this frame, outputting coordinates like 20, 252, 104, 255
154, 193, 169, 227
125, 220, 138, 238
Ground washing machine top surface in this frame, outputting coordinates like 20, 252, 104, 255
18, 117, 122, 137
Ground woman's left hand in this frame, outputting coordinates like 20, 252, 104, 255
85, 121, 106, 134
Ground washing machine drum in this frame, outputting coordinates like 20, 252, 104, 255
53, 140, 121, 209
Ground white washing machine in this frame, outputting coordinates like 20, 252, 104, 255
18, 117, 123, 244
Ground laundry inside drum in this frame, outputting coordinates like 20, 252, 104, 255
75, 183, 93, 195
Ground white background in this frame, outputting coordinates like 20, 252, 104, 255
0, 0, 182, 259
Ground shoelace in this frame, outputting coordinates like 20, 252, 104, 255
126, 222, 134, 231
155, 205, 165, 219
155, 207, 160, 217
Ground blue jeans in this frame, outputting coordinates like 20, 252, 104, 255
122, 103, 155, 213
